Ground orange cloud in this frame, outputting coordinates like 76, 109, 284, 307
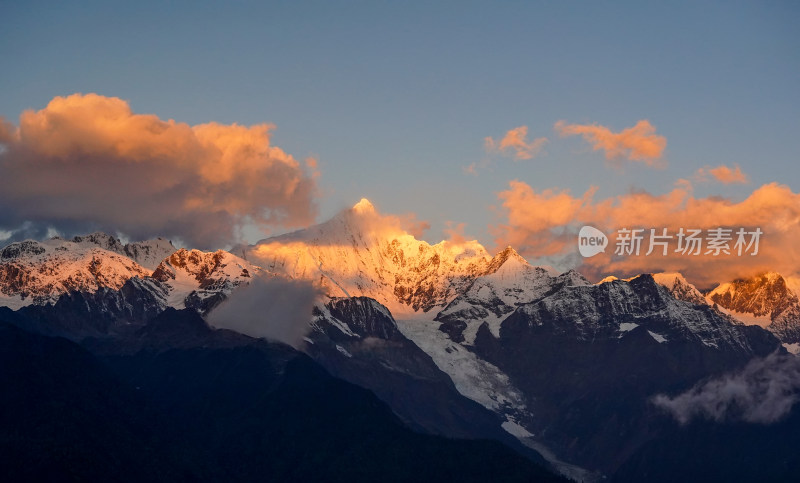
485, 126, 548, 160
443, 221, 468, 244
695, 164, 749, 184
397, 213, 431, 239
338, 199, 430, 241
492, 181, 596, 256
0, 118, 16, 145
493, 180, 800, 287
554, 119, 666, 167
463, 162, 479, 176
0, 93, 318, 248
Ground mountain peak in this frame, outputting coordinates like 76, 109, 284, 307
247, 201, 495, 313
352, 198, 375, 214
709, 271, 796, 318
0, 236, 152, 306
123, 237, 177, 270
72, 232, 125, 252
486, 246, 529, 274
652, 272, 689, 290
762, 271, 784, 283
652, 272, 707, 305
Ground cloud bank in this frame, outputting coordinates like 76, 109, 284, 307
653, 352, 800, 425
492, 180, 800, 286
555, 119, 666, 167
0, 93, 318, 248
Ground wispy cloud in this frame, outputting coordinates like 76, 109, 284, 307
466, 125, 548, 175
463, 162, 480, 176
443, 221, 468, 244
695, 164, 749, 184
653, 352, 800, 425
484, 125, 548, 160
554, 119, 666, 167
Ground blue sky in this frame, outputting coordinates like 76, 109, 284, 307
1, 0, 798, 248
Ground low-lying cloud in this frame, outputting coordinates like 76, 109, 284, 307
652, 352, 800, 425
0, 93, 318, 249
207, 275, 322, 348
555, 119, 666, 167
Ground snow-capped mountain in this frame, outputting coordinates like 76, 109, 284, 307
0, 200, 793, 481
151, 248, 262, 312
502, 274, 770, 352
600, 272, 708, 307
239, 202, 778, 389
241, 199, 493, 314
305, 296, 537, 452
70, 232, 176, 269
436, 247, 589, 344
231, 200, 784, 479
0, 233, 259, 317
0, 237, 153, 308
708, 272, 800, 343
651, 272, 708, 306
466, 273, 780, 474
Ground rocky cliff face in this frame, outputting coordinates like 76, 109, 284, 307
0, 238, 152, 307
435, 247, 589, 344
303, 296, 543, 461
151, 248, 261, 313
709, 272, 800, 343
468, 274, 781, 473
0, 235, 261, 320
70, 232, 176, 269
652, 272, 708, 306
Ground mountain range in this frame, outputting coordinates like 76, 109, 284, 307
2, 199, 799, 481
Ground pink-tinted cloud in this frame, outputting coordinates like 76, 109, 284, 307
485, 126, 548, 160
443, 221, 468, 244
0, 93, 319, 248
695, 164, 749, 184
398, 213, 431, 239
493, 180, 800, 286
0, 118, 15, 145
555, 119, 667, 167
463, 162, 479, 176
492, 181, 596, 256
342, 198, 430, 241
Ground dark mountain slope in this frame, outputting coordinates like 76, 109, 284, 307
0, 310, 565, 482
